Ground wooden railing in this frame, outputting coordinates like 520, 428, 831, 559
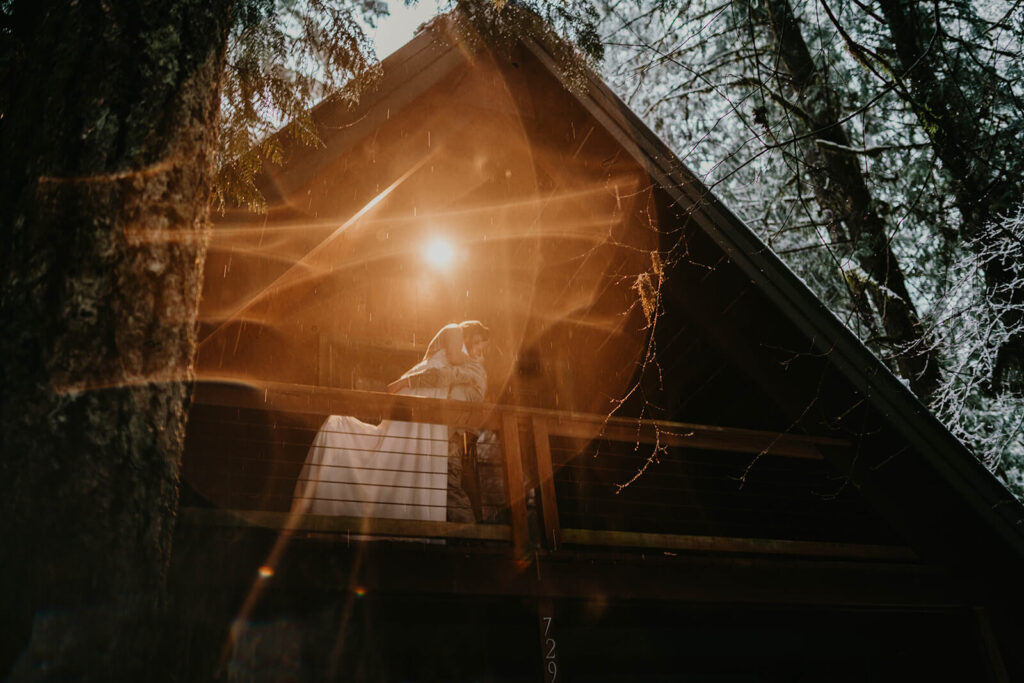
183, 381, 915, 563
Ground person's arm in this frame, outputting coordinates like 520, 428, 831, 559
386, 366, 453, 394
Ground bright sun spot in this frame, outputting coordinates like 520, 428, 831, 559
424, 237, 455, 269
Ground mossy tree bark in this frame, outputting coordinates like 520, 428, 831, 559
0, 1, 232, 677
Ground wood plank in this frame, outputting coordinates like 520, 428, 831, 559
972, 606, 1012, 683
180, 507, 511, 541
532, 416, 561, 550
192, 380, 847, 458
176, 527, 954, 608
192, 380, 505, 431
560, 528, 917, 562
547, 418, 826, 459
179, 508, 913, 562
344, 548, 956, 607
502, 414, 531, 557
176, 529, 954, 609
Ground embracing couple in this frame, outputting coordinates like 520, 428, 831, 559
387, 321, 489, 405
292, 321, 491, 523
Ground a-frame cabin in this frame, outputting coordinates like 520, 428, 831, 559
175, 7, 1024, 681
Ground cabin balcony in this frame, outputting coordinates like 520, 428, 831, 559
181, 382, 914, 570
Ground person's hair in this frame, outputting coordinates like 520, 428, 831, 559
459, 320, 490, 344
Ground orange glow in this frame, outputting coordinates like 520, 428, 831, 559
424, 237, 455, 269
186, 38, 662, 514
257, 565, 274, 579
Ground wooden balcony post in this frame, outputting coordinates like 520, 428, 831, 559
531, 416, 560, 550
501, 412, 530, 557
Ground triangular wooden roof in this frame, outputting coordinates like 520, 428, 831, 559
214, 7, 1024, 595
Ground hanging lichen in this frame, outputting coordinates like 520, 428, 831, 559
633, 251, 663, 329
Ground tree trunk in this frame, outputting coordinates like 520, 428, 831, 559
876, 0, 1024, 394
762, 0, 940, 402
0, 1, 232, 677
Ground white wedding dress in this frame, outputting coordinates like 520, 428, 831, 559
292, 352, 452, 521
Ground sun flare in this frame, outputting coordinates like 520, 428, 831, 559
424, 237, 456, 269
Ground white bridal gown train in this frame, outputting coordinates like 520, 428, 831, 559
291, 353, 451, 521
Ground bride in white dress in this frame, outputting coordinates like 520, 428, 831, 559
291, 322, 489, 521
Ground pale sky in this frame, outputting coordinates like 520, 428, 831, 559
369, 1, 449, 58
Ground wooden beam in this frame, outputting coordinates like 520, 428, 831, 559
972, 606, 1012, 683
175, 532, 958, 608
356, 547, 955, 607
179, 508, 914, 563
546, 417, 830, 459
192, 380, 505, 431
192, 380, 847, 458
560, 528, 917, 562
532, 416, 561, 550
502, 414, 531, 558
180, 507, 511, 541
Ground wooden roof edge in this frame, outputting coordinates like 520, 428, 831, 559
513, 36, 1024, 557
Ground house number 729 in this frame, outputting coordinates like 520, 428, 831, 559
543, 616, 557, 682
